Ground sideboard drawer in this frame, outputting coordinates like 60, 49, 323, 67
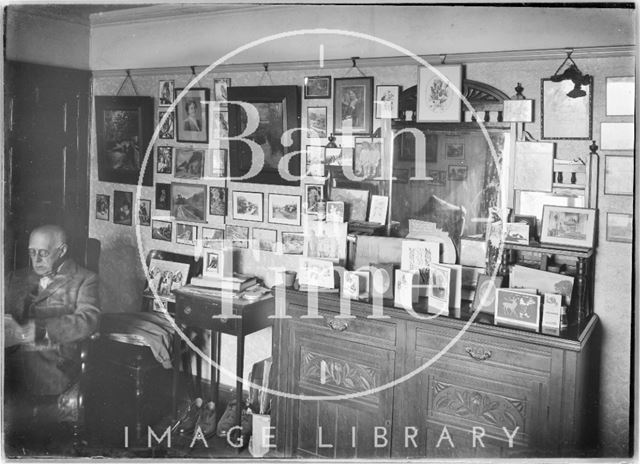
175, 295, 239, 333
288, 303, 397, 347
415, 325, 552, 375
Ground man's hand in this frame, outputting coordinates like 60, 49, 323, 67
4, 316, 35, 347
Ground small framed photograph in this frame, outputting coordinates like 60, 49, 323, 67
175, 87, 209, 143
151, 219, 172, 242
210, 148, 227, 177
155, 183, 171, 210
203, 248, 233, 278
305, 184, 324, 215
253, 228, 277, 252
417, 64, 463, 122
330, 188, 369, 222
502, 99, 534, 123
504, 222, 530, 245
213, 78, 231, 103
606, 76, 634, 116
305, 145, 325, 177
375, 85, 401, 119
268, 194, 301, 226
304, 75, 331, 99
333, 76, 374, 135
209, 187, 227, 216
159, 80, 174, 106
368, 195, 389, 225
232, 191, 264, 222
513, 141, 554, 192
426, 169, 446, 186
174, 148, 204, 179
171, 182, 207, 223
156, 146, 173, 174
394, 269, 419, 310
138, 199, 151, 226
541, 77, 592, 140
298, 258, 335, 288
428, 263, 452, 314
606, 212, 633, 243
113, 190, 133, 226
343, 271, 370, 300
445, 139, 465, 159
601, 122, 635, 150
96, 194, 110, 221
326, 146, 353, 167
307, 107, 327, 139
202, 227, 224, 249
540, 205, 597, 248
158, 110, 175, 140
605, 155, 633, 195
304, 220, 348, 262
326, 201, 345, 223
471, 275, 503, 315
513, 214, 538, 241
354, 137, 383, 180
176, 223, 197, 246
447, 165, 468, 181
212, 110, 229, 139
282, 232, 305, 255
225, 224, 249, 248
495, 289, 541, 332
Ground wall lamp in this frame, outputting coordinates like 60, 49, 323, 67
549, 51, 591, 98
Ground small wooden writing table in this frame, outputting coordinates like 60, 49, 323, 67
172, 285, 274, 438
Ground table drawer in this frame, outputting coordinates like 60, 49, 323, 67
176, 295, 239, 333
288, 303, 397, 347
415, 325, 552, 375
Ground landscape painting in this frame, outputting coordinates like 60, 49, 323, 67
171, 182, 207, 223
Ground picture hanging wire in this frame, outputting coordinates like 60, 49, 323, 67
116, 70, 138, 96
440, 54, 447, 65
343, 57, 367, 78
258, 62, 274, 85
190, 66, 197, 77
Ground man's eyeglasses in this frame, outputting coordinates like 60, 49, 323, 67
28, 246, 62, 259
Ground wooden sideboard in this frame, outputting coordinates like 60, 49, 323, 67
272, 289, 599, 459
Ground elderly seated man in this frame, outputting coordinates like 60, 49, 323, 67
4, 225, 100, 447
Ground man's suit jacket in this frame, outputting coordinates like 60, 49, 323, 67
5, 259, 100, 396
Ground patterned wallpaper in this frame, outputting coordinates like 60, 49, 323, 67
90, 55, 634, 454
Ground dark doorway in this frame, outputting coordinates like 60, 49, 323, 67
4, 61, 91, 271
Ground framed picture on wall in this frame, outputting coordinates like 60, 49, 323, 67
151, 220, 172, 242
307, 107, 327, 139
155, 183, 171, 210
213, 78, 231, 103
225, 224, 249, 248
175, 88, 210, 143
95, 96, 154, 186
158, 110, 175, 140
304, 76, 331, 99
156, 146, 173, 174
159, 80, 174, 106
447, 164, 468, 181
606, 212, 632, 243
232, 191, 264, 222
176, 223, 197, 246
282, 232, 305, 255
600, 122, 635, 150
210, 148, 227, 177
606, 76, 634, 116
252, 228, 277, 252
540, 205, 596, 249
174, 148, 204, 179
353, 137, 383, 180
305, 145, 325, 178
268, 194, 301, 226
209, 186, 227, 216
375, 85, 401, 119
96, 194, 110, 221
113, 190, 133, 226
228, 85, 301, 185
541, 77, 592, 140
202, 227, 224, 249
333, 77, 374, 135
138, 199, 151, 226
171, 182, 207, 223
305, 184, 324, 215
416, 64, 463, 122
604, 155, 633, 195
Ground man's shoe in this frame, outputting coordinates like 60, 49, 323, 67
193, 401, 217, 438
177, 397, 203, 435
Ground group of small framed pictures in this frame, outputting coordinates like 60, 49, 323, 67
96, 191, 151, 227
156, 146, 228, 178
158, 78, 230, 144
303, 75, 402, 137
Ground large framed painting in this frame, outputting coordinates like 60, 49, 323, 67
95, 96, 154, 186
541, 77, 593, 140
333, 77, 373, 135
228, 85, 301, 186
175, 88, 210, 143
416, 65, 463, 122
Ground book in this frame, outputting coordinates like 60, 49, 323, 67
190, 273, 257, 292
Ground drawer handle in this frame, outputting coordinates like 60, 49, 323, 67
183, 306, 192, 315
213, 316, 228, 323
465, 346, 492, 361
325, 318, 348, 332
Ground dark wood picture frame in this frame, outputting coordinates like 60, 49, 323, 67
304, 76, 331, 99
170, 182, 207, 223
175, 87, 210, 143
95, 96, 154, 186
333, 77, 374, 136
541, 77, 593, 140
228, 85, 301, 186
113, 190, 133, 226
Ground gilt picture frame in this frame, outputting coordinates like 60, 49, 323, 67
175, 88, 210, 143
333, 77, 374, 135
541, 77, 593, 140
